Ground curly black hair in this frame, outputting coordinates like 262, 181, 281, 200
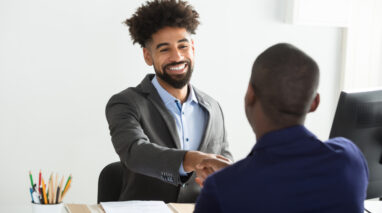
125, 0, 200, 48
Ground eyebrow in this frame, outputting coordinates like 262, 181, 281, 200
155, 38, 190, 49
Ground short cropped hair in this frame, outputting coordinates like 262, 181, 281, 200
250, 43, 319, 125
125, 0, 200, 48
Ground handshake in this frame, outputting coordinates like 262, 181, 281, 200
183, 151, 232, 187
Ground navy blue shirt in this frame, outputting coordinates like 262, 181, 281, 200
195, 125, 369, 213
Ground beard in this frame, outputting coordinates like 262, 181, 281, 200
154, 60, 193, 89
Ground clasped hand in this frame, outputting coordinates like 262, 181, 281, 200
183, 151, 232, 187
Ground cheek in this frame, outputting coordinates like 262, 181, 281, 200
156, 56, 169, 68
187, 50, 194, 59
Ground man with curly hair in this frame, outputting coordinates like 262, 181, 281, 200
105, 0, 232, 203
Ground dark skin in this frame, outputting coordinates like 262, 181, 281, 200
195, 84, 319, 187
195, 43, 320, 187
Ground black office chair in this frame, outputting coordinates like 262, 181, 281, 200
97, 161, 124, 203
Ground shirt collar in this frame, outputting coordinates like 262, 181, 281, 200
151, 75, 198, 107
249, 125, 317, 155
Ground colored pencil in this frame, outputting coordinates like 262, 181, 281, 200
49, 173, 53, 204
52, 173, 58, 204
60, 184, 71, 202
62, 174, 71, 196
38, 170, 41, 191
29, 171, 34, 188
58, 175, 64, 203
41, 178, 48, 204
62, 177, 71, 196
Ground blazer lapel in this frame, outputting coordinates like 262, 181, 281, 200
194, 87, 212, 151
137, 74, 182, 149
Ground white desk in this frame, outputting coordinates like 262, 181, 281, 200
5, 201, 379, 213
364, 199, 382, 213
0, 203, 194, 213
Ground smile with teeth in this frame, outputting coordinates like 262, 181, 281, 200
166, 63, 187, 73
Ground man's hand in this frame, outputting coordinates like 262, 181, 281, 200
195, 155, 232, 187
183, 151, 216, 173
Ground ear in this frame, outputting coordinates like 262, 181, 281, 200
191, 39, 195, 56
309, 93, 320, 112
245, 83, 256, 107
143, 47, 153, 66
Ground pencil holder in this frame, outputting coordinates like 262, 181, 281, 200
31, 202, 64, 213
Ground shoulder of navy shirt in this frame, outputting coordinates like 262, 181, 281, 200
194, 125, 369, 213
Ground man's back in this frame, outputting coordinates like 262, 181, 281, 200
195, 125, 368, 213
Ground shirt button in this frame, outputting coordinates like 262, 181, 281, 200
186, 138, 189, 142
182, 112, 185, 115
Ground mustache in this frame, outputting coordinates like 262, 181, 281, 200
163, 60, 191, 70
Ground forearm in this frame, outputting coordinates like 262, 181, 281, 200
113, 134, 187, 185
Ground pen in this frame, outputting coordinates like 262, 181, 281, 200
32, 191, 40, 204
39, 187, 44, 204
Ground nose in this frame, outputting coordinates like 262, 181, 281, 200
169, 49, 183, 62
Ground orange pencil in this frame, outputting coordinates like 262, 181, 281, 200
60, 177, 72, 203
41, 178, 48, 204
60, 184, 71, 202
62, 178, 71, 195
62, 174, 71, 196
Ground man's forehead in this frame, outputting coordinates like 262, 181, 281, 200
151, 27, 191, 42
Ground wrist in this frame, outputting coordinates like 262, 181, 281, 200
183, 151, 199, 172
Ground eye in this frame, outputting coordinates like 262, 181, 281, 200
159, 48, 169, 52
179, 45, 188, 49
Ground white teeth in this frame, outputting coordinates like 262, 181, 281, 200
168, 64, 186, 71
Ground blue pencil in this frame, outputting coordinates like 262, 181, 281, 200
29, 187, 34, 203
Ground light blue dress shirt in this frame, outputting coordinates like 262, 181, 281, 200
152, 76, 207, 176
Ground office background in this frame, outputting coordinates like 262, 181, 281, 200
0, 0, 380, 208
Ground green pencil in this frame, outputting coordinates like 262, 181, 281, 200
62, 174, 71, 196
29, 171, 34, 188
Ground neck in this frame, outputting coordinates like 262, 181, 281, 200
157, 77, 189, 103
253, 106, 304, 140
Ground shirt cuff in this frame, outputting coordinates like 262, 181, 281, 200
179, 161, 189, 176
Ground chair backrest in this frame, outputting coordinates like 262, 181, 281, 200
97, 161, 123, 203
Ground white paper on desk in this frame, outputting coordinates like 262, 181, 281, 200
364, 200, 382, 213
100, 200, 172, 213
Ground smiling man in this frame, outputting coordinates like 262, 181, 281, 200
105, 0, 232, 203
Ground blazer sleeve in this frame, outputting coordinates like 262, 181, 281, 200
218, 103, 234, 162
106, 93, 187, 186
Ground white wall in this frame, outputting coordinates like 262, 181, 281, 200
0, 0, 342, 208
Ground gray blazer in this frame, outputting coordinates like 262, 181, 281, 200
106, 74, 232, 203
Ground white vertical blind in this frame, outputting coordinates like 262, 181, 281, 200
341, 0, 382, 90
